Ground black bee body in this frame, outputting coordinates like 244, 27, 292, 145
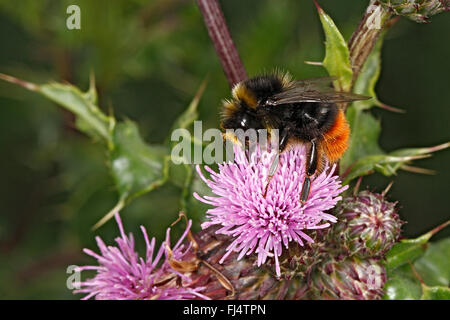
262, 101, 338, 147
222, 74, 338, 151
220, 72, 368, 203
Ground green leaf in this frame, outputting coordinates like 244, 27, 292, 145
341, 108, 383, 173
0, 73, 114, 147
39, 81, 114, 145
110, 121, 169, 199
167, 79, 222, 222
383, 264, 422, 300
93, 120, 170, 229
383, 262, 450, 300
315, 1, 353, 91
342, 153, 426, 184
384, 226, 450, 300
342, 142, 450, 183
341, 31, 407, 179
168, 78, 207, 135
414, 238, 450, 287
341, 31, 384, 171
421, 286, 450, 300
385, 220, 450, 271
386, 239, 428, 272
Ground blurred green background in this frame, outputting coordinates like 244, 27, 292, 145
0, 0, 448, 299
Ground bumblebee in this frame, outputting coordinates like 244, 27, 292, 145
221, 72, 368, 203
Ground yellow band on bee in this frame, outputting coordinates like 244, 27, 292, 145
222, 131, 243, 147
232, 83, 258, 109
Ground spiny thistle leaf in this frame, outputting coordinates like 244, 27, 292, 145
342, 31, 407, 179
342, 142, 450, 184
166, 79, 212, 221
421, 285, 450, 300
314, 1, 353, 92
0, 73, 114, 147
414, 238, 450, 287
383, 264, 422, 299
93, 120, 171, 230
341, 108, 383, 174
0, 73, 174, 230
384, 236, 450, 300
385, 220, 450, 271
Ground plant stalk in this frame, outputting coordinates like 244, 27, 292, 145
196, 0, 248, 87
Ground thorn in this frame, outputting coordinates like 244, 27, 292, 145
377, 102, 406, 113
313, 0, 323, 13
353, 176, 363, 196
191, 75, 209, 107
427, 219, 450, 238
89, 70, 96, 89
427, 142, 450, 153
400, 165, 436, 175
400, 154, 431, 161
304, 61, 323, 66
0, 73, 39, 91
91, 199, 125, 231
108, 100, 114, 118
381, 181, 394, 197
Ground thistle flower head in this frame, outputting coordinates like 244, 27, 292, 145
330, 190, 403, 258
194, 144, 348, 277
73, 213, 208, 300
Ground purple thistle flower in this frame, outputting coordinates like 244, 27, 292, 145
73, 213, 209, 300
193, 144, 348, 277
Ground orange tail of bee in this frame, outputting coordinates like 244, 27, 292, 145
322, 109, 350, 163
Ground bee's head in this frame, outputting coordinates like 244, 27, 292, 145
220, 80, 268, 131
221, 101, 264, 131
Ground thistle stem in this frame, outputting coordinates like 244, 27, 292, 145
348, 0, 393, 85
196, 0, 248, 87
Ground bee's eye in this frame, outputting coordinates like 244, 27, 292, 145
319, 106, 329, 115
238, 112, 262, 130
240, 114, 251, 129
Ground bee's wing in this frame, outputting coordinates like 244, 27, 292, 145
266, 77, 370, 105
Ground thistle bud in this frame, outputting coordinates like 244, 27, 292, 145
192, 226, 292, 300
265, 230, 329, 280
379, 0, 450, 22
330, 190, 403, 259
307, 256, 387, 300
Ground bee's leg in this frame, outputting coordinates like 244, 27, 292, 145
263, 129, 289, 197
300, 139, 318, 204
263, 152, 279, 197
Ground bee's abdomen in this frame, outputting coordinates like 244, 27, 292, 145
321, 109, 350, 162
